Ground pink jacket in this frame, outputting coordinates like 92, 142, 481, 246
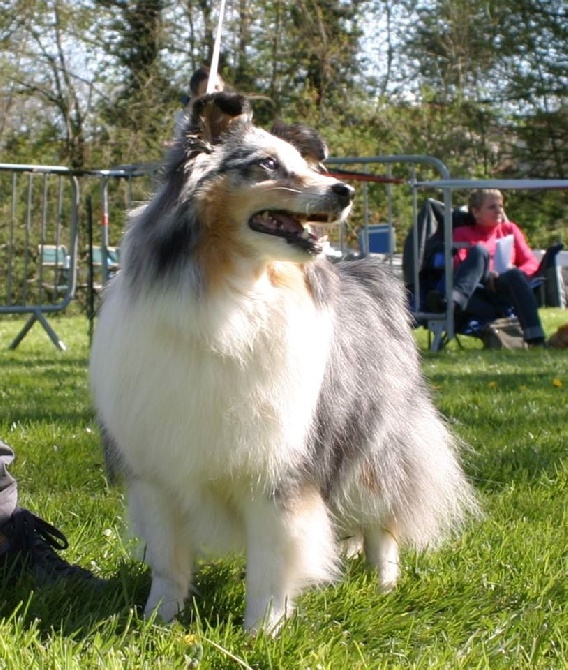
453, 220, 539, 276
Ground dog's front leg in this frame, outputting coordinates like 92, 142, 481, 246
128, 478, 193, 622
363, 520, 400, 592
242, 487, 337, 634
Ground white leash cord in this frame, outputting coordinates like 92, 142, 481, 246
207, 0, 227, 93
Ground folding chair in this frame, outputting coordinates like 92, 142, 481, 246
38, 244, 71, 297
403, 199, 563, 350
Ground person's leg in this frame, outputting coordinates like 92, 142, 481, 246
0, 440, 19, 559
427, 245, 489, 313
0, 440, 18, 525
462, 288, 502, 322
0, 439, 102, 584
494, 269, 545, 343
452, 244, 490, 311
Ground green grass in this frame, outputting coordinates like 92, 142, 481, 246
0, 311, 567, 669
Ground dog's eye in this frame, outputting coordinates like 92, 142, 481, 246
258, 157, 279, 171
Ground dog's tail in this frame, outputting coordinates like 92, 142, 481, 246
389, 402, 481, 550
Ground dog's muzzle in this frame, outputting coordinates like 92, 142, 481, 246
248, 181, 354, 254
330, 182, 355, 209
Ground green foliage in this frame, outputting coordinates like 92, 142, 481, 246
0, 311, 566, 667
0, 0, 566, 228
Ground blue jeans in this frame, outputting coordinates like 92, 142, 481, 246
453, 245, 544, 342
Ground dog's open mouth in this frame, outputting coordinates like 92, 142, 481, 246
249, 210, 332, 254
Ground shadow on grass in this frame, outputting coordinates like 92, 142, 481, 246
0, 356, 94, 425
0, 561, 151, 640
177, 559, 247, 631
0, 558, 248, 642
0, 356, 89, 370
469, 442, 566, 494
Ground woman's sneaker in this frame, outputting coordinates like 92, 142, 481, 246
0, 508, 102, 585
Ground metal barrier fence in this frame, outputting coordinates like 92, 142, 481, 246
0, 164, 80, 350
1, 158, 566, 351
326, 162, 568, 348
91, 164, 161, 285
326, 154, 454, 344
0, 162, 161, 350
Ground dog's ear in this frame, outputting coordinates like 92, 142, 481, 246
191, 92, 253, 144
270, 121, 329, 166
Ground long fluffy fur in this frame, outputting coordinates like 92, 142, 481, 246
90, 93, 478, 633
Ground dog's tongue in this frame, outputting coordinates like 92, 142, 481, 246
253, 211, 318, 239
268, 211, 304, 234
249, 210, 321, 251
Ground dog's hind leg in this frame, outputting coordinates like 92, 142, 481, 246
363, 521, 400, 593
242, 487, 337, 634
128, 478, 193, 623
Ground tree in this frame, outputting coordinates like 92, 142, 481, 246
93, 0, 176, 163
395, 0, 567, 240
0, 0, 107, 168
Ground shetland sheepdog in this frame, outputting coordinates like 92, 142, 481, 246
90, 92, 478, 633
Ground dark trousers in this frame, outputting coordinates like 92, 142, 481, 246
0, 440, 17, 524
453, 245, 545, 342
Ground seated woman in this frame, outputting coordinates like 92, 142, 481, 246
428, 188, 546, 346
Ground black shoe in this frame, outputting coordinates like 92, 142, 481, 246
426, 290, 448, 313
527, 338, 548, 349
0, 508, 102, 586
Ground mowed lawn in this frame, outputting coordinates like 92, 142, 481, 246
0, 311, 566, 669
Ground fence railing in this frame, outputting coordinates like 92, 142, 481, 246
1, 159, 566, 351
0, 164, 80, 350
325, 155, 454, 345
0, 162, 161, 349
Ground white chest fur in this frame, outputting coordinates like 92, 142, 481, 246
90, 272, 333, 492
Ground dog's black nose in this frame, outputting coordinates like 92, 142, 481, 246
331, 182, 355, 207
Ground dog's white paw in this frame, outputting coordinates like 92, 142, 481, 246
364, 525, 400, 593
378, 560, 400, 593
244, 598, 293, 636
144, 598, 182, 623
144, 576, 185, 623
339, 534, 363, 559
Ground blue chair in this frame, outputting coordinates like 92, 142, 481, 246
358, 224, 395, 255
